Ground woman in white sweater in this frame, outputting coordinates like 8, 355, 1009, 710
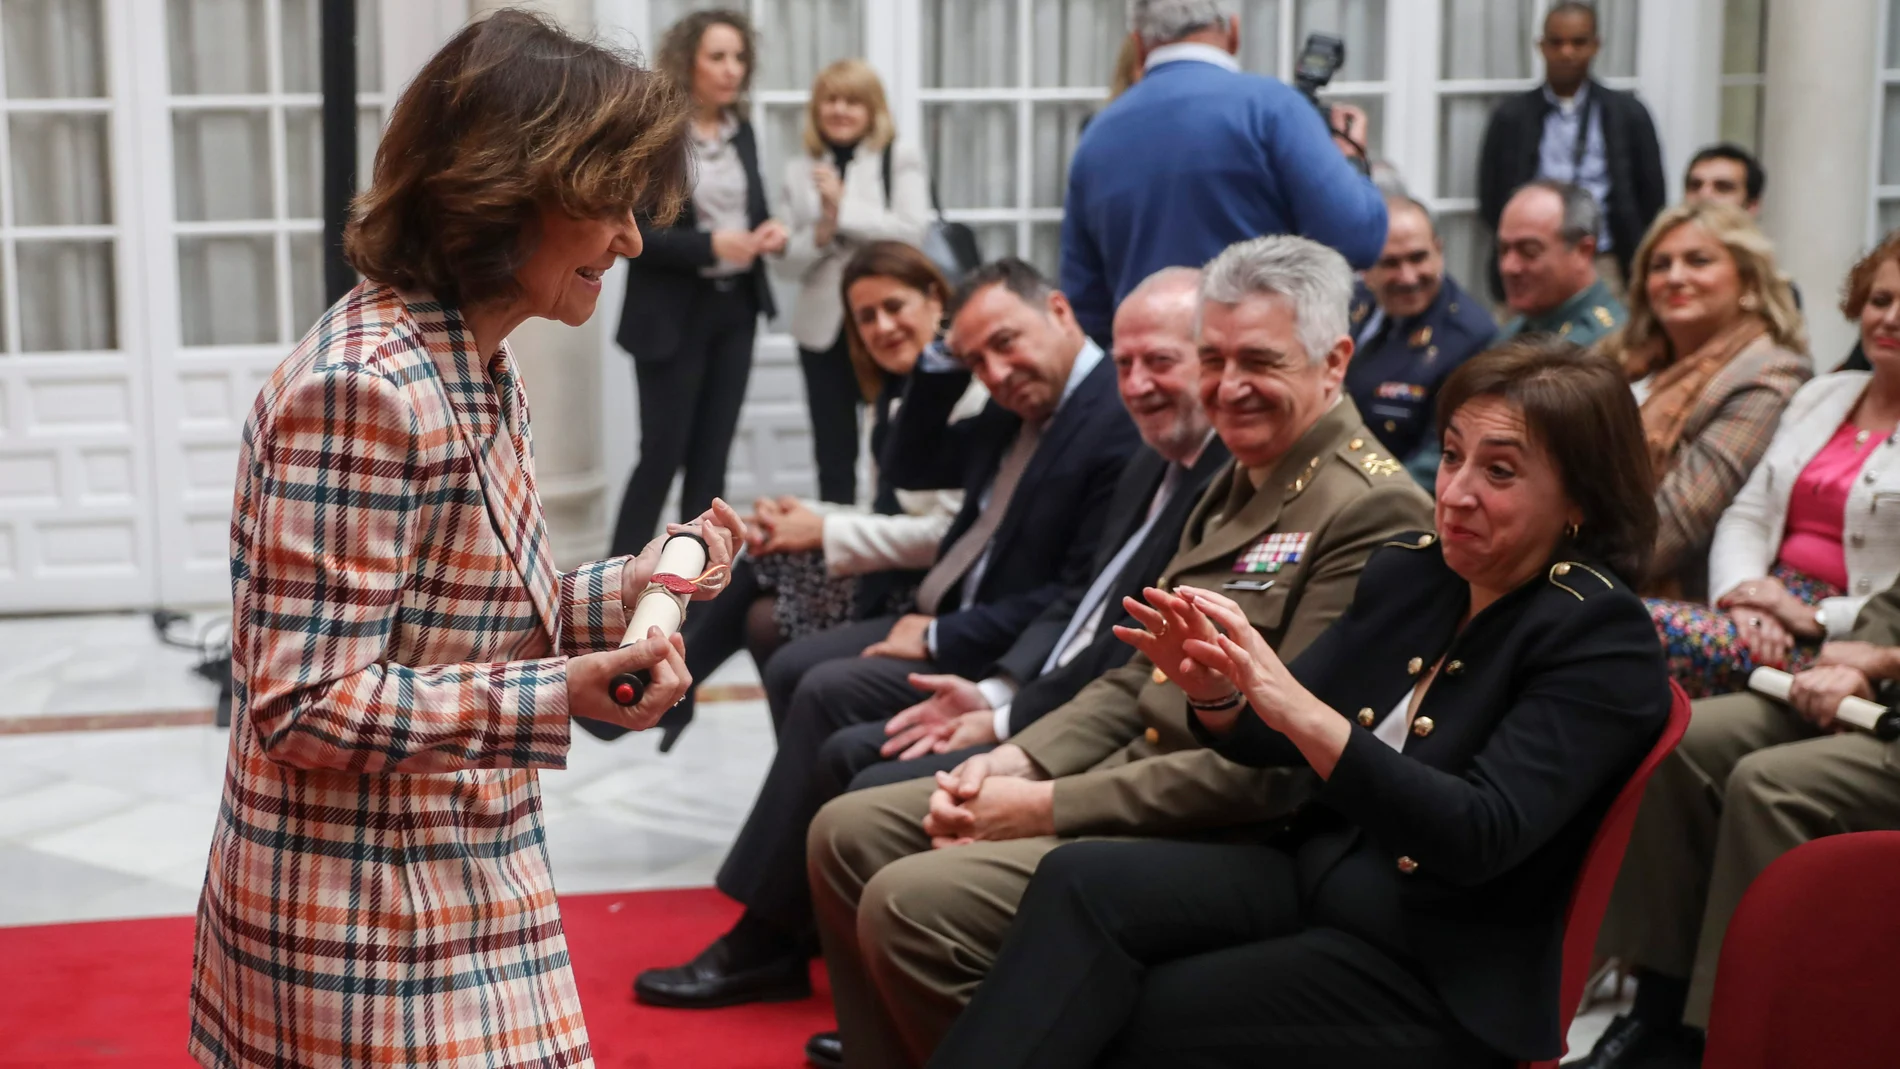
1649, 234, 1900, 696
777, 59, 930, 505
591, 242, 984, 749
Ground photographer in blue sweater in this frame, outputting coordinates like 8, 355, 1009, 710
1062, 0, 1388, 347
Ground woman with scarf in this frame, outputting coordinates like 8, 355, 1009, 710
1601, 202, 1810, 610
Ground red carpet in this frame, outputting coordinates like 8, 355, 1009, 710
0, 888, 834, 1069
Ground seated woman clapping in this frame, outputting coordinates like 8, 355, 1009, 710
1649, 232, 1900, 697
924, 337, 1672, 1069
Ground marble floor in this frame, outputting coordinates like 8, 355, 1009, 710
0, 610, 1619, 1061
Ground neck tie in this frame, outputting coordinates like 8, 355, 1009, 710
915, 418, 1043, 615
1041, 463, 1183, 674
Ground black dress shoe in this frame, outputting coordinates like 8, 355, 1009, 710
804, 1031, 843, 1069
1574, 1013, 1704, 1068
632, 936, 811, 1009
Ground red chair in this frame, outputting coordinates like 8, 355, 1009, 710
1702, 831, 1900, 1068
1521, 680, 1692, 1069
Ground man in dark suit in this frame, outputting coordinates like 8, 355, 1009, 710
1477, 1, 1666, 297
815, 267, 1230, 797
632, 258, 1141, 1009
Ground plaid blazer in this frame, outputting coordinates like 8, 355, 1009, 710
191, 283, 629, 1069
1648, 337, 1811, 598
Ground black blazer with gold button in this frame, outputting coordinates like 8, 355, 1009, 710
1196, 532, 1670, 1062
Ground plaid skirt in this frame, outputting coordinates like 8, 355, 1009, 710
1646, 562, 1841, 699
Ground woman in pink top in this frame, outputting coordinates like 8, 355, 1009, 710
1650, 233, 1900, 695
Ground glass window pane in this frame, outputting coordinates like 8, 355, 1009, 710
1441, 0, 1536, 81
1237, 0, 1284, 77
16, 241, 116, 352
1890, 0, 1900, 70
173, 110, 274, 222
1880, 199, 1900, 239
2, 0, 106, 98
358, 105, 382, 192
1437, 212, 1492, 315
969, 223, 1018, 263
761, 104, 806, 215
753, 0, 861, 91
1723, 0, 1765, 75
9, 114, 112, 225
169, 0, 269, 95
1438, 94, 1505, 199
0, 251, 10, 353
1030, 0, 1125, 89
178, 235, 279, 345
1594, 0, 1641, 79
1031, 102, 1093, 208
289, 230, 326, 338
285, 108, 320, 218
282, 0, 384, 94
1030, 222, 1062, 279
923, 0, 1019, 88
926, 103, 1018, 210
1883, 86, 1900, 186
1718, 85, 1762, 153
1296, 0, 1385, 82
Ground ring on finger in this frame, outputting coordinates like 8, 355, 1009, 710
1750, 616, 1762, 628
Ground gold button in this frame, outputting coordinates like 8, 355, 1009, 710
1407, 657, 1423, 676
1152, 666, 1168, 685
1396, 856, 1418, 875
1553, 562, 1571, 576
1356, 707, 1375, 727
1384, 420, 1397, 432
1349, 438, 1364, 450
1144, 727, 1160, 745
1417, 533, 1435, 547
1412, 716, 1434, 737
1445, 660, 1464, 675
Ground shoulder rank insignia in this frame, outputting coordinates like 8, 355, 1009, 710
1237, 531, 1309, 574
1548, 560, 1614, 600
1360, 451, 1402, 478
1593, 306, 1616, 328
1409, 325, 1432, 348
1351, 301, 1370, 325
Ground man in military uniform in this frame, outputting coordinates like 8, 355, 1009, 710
1579, 579, 1900, 1069
1403, 180, 1627, 489
802, 236, 1434, 1069
1346, 195, 1496, 480
1497, 178, 1625, 344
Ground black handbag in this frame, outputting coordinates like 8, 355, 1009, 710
879, 147, 981, 282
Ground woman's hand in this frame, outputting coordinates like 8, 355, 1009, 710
1173, 587, 1316, 732
753, 219, 790, 256
1720, 577, 1823, 639
758, 499, 825, 554
813, 164, 844, 215
1110, 586, 1237, 703
567, 628, 690, 732
1731, 608, 1795, 669
711, 229, 760, 267
621, 498, 744, 608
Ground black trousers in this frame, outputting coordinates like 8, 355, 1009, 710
716, 616, 934, 932
928, 840, 1508, 1069
799, 333, 861, 506
611, 281, 758, 556
820, 720, 996, 794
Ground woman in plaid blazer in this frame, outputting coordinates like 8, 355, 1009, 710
188, 14, 742, 1068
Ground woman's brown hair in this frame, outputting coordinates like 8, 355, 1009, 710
839, 242, 952, 402
344, 10, 690, 308
656, 8, 756, 110
1434, 335, 1660, 586
1840, 229, 1900, 320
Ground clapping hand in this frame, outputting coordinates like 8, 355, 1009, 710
753, 219, 790, 256
813, 164, 844, 214
1175, 586, 1325, 735
1111, 586, 1239, 703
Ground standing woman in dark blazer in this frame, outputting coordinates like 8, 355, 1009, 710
611, 9, 786, 555
926, 338, 1673, 1069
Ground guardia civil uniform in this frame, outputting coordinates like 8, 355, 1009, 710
1345, 276, 1498, 469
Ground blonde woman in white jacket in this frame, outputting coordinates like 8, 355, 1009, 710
1648, 237, 1900, 697
594, 243, 984, 751
777, 59, 930, 506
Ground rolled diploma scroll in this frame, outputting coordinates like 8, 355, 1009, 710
608, 532, 709, 707
1747, 666, 1888, 734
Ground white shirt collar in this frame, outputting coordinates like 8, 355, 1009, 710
1142, 41, 1240, 74
1057, 337, 1106, 412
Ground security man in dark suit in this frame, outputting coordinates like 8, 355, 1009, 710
632, 257, 1142, 1011
1346, 195, 1497, 475
925, 336, 1672, 1069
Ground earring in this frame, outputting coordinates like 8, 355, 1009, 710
1565, 521, 1581, 539
1740, 292, 1760, 311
